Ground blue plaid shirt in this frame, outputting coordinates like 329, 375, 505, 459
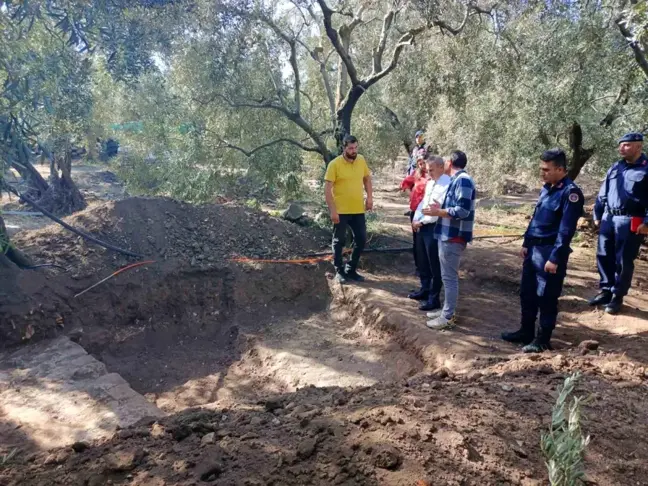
433, 170, 476, 243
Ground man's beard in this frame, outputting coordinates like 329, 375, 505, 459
345, 153, 357, 160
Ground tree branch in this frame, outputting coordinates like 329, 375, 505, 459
616, 16, 648, 78
317, 0, 360, 86
310, 46, 336, 124
372, 11, 395, 73
599, 77, 632, 127
365, 27, 426, 88
217, 137, 322, 157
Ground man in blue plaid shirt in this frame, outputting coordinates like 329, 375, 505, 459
422, 150, 476, 329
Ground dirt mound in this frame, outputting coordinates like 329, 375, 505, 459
3, 362, 647, 486
1, 197, 330, 348
12, 197, 329, 274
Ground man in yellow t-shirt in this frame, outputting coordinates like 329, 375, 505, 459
324, 135, 373, 284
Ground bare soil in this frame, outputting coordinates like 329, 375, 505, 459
2, 163, 648, 485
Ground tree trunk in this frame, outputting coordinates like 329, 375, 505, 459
0, 214, 32, 268
334, 85, 364, 153
382, 105, 412, 155
567, 122, 594, 181
10, 158, 49, 201
40, 140, 87, 215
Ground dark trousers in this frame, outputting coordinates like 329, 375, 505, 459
410, 211, 419, 272
520, 245, 568, 335
597, 214, 644, 297
416, 224, 442, 304
333, 214, 367, 273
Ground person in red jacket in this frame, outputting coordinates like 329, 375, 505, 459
400, 154, 430, 274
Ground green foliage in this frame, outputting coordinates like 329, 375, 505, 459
541, 372, 591, 486
0, 448, 19, 469
3, 0, 648, 205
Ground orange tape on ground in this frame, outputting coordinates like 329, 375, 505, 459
230, 255, 333, 265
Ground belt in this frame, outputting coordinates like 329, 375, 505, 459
607, 208, 643, 217
524, 236, 556, 246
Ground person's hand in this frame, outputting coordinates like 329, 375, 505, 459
544, 261, 558, 274
593, 220, 600, 228
330, 210, 340, 225
520, 247, 528, 259
637, 223, 648, 235
423, 203, 441, 216
412, 222, 422, 232
365, 196, 373, 211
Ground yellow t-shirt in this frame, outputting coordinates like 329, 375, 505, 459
324, 154, 371, 214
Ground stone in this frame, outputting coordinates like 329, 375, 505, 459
282, 203, 305, 222
197, 460, 223, 481
150, 423, 166, 438
297, 438, 318, 459
500, 383, 513, 392
264, 398, 284, 412
72, 441, 90, 453
201, 432, 216, 446
579, 340, 600, 351
372, 445, 402, 470
43, 450, 70, 465
172, 425, 192, 442
104, 450, 143, 472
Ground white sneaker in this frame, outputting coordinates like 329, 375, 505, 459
426, 315, 456, 330
426, 309, 443, 319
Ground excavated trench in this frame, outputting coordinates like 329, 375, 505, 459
1, 259, 424, 452
81, 262, 423, 413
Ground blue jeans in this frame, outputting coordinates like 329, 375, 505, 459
439, 241, 466, 319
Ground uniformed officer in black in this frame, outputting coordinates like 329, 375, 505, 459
589, 132, 648, 314
502, 149, 584, 353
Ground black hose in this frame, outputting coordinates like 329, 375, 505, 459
22, 263, 68, 271
3, 184, 144, 258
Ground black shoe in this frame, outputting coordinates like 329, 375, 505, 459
408, 289, 429, 301
334, 272, 347, 284
589, 290, 612, 306
605, 295, 623, 315
522, 339, 551, 353
501, 328, 534, 345
345, 269, 365, 282
419, 300, 441, 312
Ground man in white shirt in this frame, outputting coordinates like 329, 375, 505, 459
409, 154, 452, 311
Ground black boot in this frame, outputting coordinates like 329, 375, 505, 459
605, 295, 623, 315
408, 289, 429, 301
419, 298, 441, 312
345, 265, 365, 282
589, 290, 612, 306
501, 327, 534, 345
522, 327, 552, 353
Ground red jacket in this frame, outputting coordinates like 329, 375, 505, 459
400, 172, 429, 211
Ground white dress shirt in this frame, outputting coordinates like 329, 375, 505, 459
413, 174, 452, 225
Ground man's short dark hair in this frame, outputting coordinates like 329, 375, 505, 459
541, 148, 567, 170
450, 150, 467, 169
343, 135, 358, 147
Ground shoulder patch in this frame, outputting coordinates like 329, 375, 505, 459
568, 192, 580, 203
